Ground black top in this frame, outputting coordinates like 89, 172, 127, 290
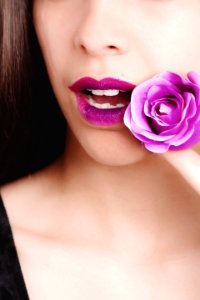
0, 196, 29, 300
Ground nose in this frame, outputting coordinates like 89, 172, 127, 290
73, 1, 129, 57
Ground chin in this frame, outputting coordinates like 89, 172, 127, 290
86, 144, 148, 167
73, 126, 148, 167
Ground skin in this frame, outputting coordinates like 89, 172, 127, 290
1, 0, 200, 299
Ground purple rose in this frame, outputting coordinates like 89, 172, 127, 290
124, 71, 200, 153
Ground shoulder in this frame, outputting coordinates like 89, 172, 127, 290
0, 157, 64, 241
0, 168, 49, 235
0, 158, 60, 208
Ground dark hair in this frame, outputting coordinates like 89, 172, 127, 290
0, 0, 66, 184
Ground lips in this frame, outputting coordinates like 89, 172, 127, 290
69, 77, 135, 126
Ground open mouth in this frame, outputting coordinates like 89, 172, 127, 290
82, 89, 132, 109
69, 77, 135, 126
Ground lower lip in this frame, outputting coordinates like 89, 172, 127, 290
75, 93, 128, 126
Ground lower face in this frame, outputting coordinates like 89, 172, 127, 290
33, 0, 200, 166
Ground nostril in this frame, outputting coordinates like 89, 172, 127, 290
80, 43, 119, 54
108, 45, 117, 49
80, 44, 86, 51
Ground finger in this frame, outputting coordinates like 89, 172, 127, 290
163, 149, 200, 194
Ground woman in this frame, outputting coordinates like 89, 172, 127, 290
1, 0, 200, 299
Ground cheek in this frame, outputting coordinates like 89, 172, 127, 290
33, 8, 70, 85
132, 3, 200, 72
34, 26, 72, 109
36, 34, 66, 82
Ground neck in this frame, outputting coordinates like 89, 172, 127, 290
56, 132, 177, 214
36, 133, 198, 257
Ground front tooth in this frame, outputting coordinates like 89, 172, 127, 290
88, 90, 104, 96
104, 90, 120, 96
88, 89, 120, 96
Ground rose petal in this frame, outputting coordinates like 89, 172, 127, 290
187, 72, 200, 86
145, 142, 170, 153
160, 71, 184, 85
123, 105, 132, 130
146, 84, 180, 100
130, 95, 152, 131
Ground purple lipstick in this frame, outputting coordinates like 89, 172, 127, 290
69, 77, 135, 126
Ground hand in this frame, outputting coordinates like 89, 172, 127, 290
163, 147, 200, 195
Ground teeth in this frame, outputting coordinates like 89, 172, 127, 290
104, 90, 120, 96
88, 96, 125, 109
116, 104, 125, 108
88, 89, 120, 96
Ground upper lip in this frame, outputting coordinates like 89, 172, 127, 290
69, 77, 136, 93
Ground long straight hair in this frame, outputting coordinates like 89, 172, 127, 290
0, 0, 66, 184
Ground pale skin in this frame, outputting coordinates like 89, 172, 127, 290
1, 0, 200, 299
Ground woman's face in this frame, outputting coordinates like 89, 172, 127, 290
33, 0, 200, 166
